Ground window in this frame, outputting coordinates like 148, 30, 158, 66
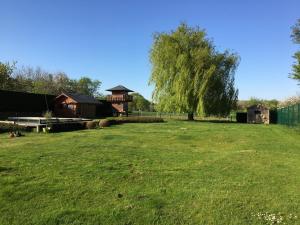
68, 104, 74, 110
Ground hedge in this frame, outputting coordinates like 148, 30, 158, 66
236, 112, 247, 123
0, 122, 87, 133
0, 117, 164, 134
108, 117, 164, 124
0, 123, 32, 133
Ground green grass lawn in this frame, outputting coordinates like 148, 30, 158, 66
0, 121, 299, 225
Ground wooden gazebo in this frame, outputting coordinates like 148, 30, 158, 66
106, 85, 133, 116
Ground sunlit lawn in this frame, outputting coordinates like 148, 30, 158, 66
0, 121, 299, 225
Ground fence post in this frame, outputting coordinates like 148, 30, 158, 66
287, 106, 290, 126
280, 108, 282, 125
284, 107, 286, 125
285, 107, 288, 125
282, 108, 285, 125
292, 105, 294, 126
293, 105, 297, 126
290, 106, 292, 126
298, 104, 300, 124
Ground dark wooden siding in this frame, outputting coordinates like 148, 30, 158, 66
96, 100, 113, 117
0, 90, 55, 119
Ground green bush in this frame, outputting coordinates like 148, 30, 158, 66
0, 121, 98, 134
51, 123, 86, 132
0, 123, 32, 133
108, 117, 164, 124
99, 119, 110, 128
85, 121, 98, 129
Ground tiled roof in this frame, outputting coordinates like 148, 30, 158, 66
58, 92, 100, 104
106, 85, 133, 92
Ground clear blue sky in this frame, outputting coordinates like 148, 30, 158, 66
0, 0, 299, 100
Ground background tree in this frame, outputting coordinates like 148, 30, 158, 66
53, 72, 73, 93
278, 95, 300, 108
72, 77, 101, 97
0, 62, 102, 97
290, 19, 300, 82
0, 62, 16, 90
128, 93, 151, 111
12, 66, 35, 92
149, 23, 239, 120
237, 97, 279, 111
13, 66, 68, 94
203, 52, 239, 116
291, 19, 300, 43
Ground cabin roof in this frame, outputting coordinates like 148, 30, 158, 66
247, 104, 269, 110
106, 85, 133, 92
57, 92, 100, 104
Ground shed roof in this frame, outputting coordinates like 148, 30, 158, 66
57, 92, 100, 104
106, 85, 133, 92
247, 104, 269, 110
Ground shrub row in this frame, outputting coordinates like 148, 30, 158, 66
108, 116, 164, 125
99, 119, 110, 128
51, 121, 100, 132
48, 117, 164, 131
85, 121, 98, 129
0, 123, 32, 133
236, 112, 247, 123
0, 121, 93, 133
0, 117, 164, 133
51, 122, 86, 132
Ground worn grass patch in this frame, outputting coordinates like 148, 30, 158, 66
0, 121, 299, 224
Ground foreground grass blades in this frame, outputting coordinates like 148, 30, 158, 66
0, 121, 299, 225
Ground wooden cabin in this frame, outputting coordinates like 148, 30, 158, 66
106, 85, 133, 116
247, 104, 270, 124
54, 92, 100, 118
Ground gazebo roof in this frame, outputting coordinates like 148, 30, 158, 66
106, 85, 134, 92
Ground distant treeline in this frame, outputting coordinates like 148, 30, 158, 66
237, 98, 279, 111
237, 96, 300, 111
0, 61, 101, 97
128, 93, 155, 112
0, 61, 157, 112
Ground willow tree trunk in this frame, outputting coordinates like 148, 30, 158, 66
188, 113, 194, 121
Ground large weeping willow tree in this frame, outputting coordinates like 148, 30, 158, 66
290, 19, 300, 82
149, 23, 239, 120
202, 52, 239, 117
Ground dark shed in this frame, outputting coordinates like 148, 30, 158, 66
0, 90, 55, 119
247, 104, 270, 124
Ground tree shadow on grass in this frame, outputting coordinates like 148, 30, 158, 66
178, 119, 237, 124
0, 166, 14, 173
197, 119, 236, 124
